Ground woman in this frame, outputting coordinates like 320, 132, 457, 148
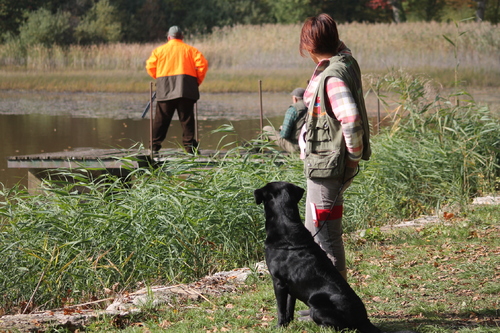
299, 13, 371, 281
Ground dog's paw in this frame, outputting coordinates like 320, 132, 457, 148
297, 315, 313, 322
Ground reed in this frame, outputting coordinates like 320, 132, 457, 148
0, 147, 305, 312
0, 73, 498, 314
0, 21, 499, 92
346, 71, 500, 230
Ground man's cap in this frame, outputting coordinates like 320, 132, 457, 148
291, 88, 305, 98
167, 26, 183, 39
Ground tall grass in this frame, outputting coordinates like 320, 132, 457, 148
1, 73, 499, 314
197, 21, 500, 73
0, 149, 304, 313
345, 71, 500, 229
2, 22, 499, 72
0, 21, 499, 91
0, 43, 151, 71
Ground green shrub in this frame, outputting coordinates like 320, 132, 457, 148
74, 0, 122, 44
18, 8, 72, 47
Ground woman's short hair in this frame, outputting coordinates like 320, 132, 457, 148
299, 13, 340, 57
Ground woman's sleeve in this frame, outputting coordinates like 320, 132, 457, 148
325, 77, 363, 165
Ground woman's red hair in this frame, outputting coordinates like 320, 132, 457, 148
299, 13, 340, 57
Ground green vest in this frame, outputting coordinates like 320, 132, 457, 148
292, 100, 308, 144
304, 54, 371, 179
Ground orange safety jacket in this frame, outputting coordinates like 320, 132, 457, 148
146, 39, 208, 102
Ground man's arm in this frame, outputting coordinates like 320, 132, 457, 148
279, 106, 298, 139
145, 50, 158, 79
193, 50, 208, 85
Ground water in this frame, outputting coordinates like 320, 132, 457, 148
0, 91, 292, 188
2, 89, 499, 188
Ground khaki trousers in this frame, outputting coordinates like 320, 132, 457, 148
262, 126, 299, 153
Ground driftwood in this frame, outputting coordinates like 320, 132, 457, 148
0, 264, 269, 332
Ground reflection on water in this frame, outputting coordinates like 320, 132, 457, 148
0, 115, 284, 188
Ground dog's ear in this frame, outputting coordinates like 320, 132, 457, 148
254, 188, 263, 205
291, 184, 305, 203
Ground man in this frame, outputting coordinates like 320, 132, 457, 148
263, 88, 307, 153
146, 25, 208, 154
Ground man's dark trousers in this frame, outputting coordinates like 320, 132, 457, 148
152, 98, 196, 151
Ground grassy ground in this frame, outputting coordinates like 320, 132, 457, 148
0, 68, 312, 93
84, 204, 500, 333
1, 71, 498, 318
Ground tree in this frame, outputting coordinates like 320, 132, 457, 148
0, 0, 45, 42
388, 0, 407, 22
475, 0, 488, 20
134, 0, 167, 41
321, 0, 375, 23
486, 0, 499, 23
407, 0, 446, 21
366, 0, 405, 22
75, 0, 122, 44
267, 0, 321, 24
167, 0, 273, 34
18, 8, 72, 46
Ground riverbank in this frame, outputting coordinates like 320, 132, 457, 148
1, 72, 498, 322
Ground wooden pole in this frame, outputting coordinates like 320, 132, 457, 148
259, 80, 263, 132
194, 102, 199, 142
149, 82, 154, 160
377, 87, 381, 134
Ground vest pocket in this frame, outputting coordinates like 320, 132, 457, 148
304, 149, 344, 179
304, 112, 345, 179
307, 121, 331, 151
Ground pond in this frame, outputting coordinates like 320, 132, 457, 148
0, 91, 296, 188
1, 88, 499, 188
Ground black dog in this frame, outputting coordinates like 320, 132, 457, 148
254, 181, 416, 333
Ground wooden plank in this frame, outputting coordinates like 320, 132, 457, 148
7, 148, 288, 169
8, 159, 138, 169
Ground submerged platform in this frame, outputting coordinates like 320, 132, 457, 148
7, 147, 286, 192
8, 148, 225, 168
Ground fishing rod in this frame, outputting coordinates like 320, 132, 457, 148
141, 91, 156, 118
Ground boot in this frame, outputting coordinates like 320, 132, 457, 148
185, 140, 200, 155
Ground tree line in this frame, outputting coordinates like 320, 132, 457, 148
0, 0, 497, 45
